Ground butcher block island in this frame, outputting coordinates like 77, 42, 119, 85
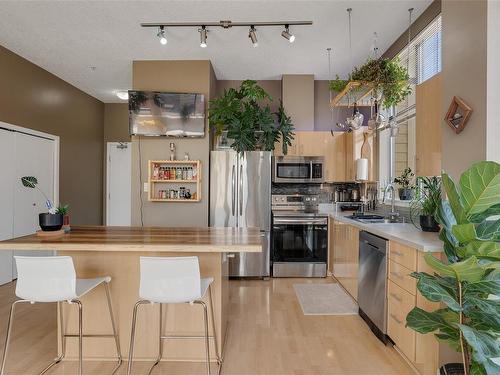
0, 225, 262, 363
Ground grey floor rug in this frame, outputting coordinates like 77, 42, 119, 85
293, 283, 358, 315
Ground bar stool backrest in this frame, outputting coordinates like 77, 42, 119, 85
14, 256, 77, 303
139, 256, 202, 303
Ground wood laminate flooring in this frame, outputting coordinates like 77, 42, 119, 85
0, 278, 414, 374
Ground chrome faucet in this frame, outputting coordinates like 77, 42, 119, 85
383, 183, 400, 222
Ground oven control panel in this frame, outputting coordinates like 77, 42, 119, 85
271, 194, 319, 211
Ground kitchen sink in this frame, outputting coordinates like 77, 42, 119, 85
346, 214, 404, 224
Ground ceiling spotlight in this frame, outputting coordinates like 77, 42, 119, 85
281, 25, 295, 43
157, 26, 167, 45
116, 91, 129, 100
199, 26, 208, 48
249, 26, 258, 47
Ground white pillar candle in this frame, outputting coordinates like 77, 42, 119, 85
356, 158, 369, 181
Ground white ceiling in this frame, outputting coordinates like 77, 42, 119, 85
0, 0, 431, 103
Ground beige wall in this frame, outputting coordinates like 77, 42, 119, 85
104, 103, 129, 143
0, 45, 104, 225
282, 74, 315, 131
131, 60, 215, 227
441, 0, 488, 179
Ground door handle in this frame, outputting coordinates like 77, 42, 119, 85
239, 164, 243, 216
231, 165, 236, 216
227, 253, 236, 258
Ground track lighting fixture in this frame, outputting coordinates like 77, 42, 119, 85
142, 20, 311, 47
157, 26, 167, 45
281, 25, 295, 43
199, 26, 208, 48
249, 26, 258, 47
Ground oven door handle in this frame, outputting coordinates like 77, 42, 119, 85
273, 217, 328, 225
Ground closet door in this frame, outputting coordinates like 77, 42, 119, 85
0, 129, 15, 285
12, 132, 55, 277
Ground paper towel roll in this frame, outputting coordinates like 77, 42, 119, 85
356, 158, 369, 181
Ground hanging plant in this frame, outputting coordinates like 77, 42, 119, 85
208, 80, 295, 153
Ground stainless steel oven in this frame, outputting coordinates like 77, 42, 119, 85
272, 213, 328, 277
272, 156, 324, 183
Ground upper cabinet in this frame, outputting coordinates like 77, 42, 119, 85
415, 74, 442, 176
282, 75, 315, 131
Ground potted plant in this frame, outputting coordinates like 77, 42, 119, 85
394, 167, 415, 200
57, 204, 70, 233
410, 176, 442, 232
406, 161, 500, 375
209, 80, 295, 153
21, 176, 62, 231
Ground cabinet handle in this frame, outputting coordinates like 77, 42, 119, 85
391, 271, 404, 279
390, 314, 402, 324
227, 253, 235, 258
390, 293, 402, 302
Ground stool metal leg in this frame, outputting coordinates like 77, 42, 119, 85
39, 301, 66, 375
194, 300, 211, 375
127, 300, 148, 375
0, 300, 29, 375
147, 303, 164, 375
208, 284, 222, 366
104, 282, 123, 374
72, 300, 84, 375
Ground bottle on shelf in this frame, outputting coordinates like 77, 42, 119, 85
187, 166, 193, 180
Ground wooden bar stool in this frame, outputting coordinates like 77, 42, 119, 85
127, 256, 222, 375
0, 256, 122, 375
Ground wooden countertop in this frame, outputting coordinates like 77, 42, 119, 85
0, 225, 262, 253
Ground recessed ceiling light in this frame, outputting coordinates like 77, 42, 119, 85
281, 26, 295, 43
199, 26, 208, 48
249, 26, 258, 47
157, 26, 167, 45
116, 91, 129, 100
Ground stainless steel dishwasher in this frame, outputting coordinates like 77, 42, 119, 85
358, 231, 389, 343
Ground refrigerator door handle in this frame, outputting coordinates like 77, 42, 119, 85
239, 164, 243, 216
231, 165, 236, 216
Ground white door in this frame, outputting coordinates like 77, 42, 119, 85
106, 142, 132, 226
12, 133, 55, 277
0, 129, 15, 285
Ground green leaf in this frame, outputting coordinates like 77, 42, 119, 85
406, 307, 458, 334
20, 176, 38, 188
461, 241, 500, 260
449, 257, 486, 283
476, 220, 500, 241
424, 253, 457, 278
414, 272, 461, 311
458, 325, 500, 374
460, 161, 500, 222
471, 361, 487, 375
453, 223, 478, 243
442, 172, 467, 224
465, 279, 500, 297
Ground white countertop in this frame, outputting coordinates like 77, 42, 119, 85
319, 205, 443, 252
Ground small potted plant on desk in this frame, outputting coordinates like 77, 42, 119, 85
406, 161, 500, 375
21, 176, 63, 232
410, 176, 442, 232
394, 167, 415, 200
57, 204, 70, 233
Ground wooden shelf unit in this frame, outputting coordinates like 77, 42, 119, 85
148, 160, 201, 202
330, 81, 374, 107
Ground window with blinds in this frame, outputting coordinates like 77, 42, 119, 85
378, 15, 442, 189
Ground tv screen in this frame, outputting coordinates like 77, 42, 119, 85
129, 91, 205, 137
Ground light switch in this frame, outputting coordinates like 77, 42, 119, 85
143, 183, 149, 192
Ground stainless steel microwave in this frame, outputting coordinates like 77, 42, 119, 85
272, 156, 325, 183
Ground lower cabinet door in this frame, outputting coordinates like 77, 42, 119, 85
388, 280, 416, 362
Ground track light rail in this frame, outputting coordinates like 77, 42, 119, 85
141, 20, 313, 28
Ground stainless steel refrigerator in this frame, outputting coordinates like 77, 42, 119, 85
210, 151, 271, 277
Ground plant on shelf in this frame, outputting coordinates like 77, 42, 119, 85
409, 176, 442, 232
406, 161, 500, 375
394, 167, 415, 200
21, 176, 63, 231
329, 58, 411, 109
56, 204, 71, 233
208, 80, 295, 153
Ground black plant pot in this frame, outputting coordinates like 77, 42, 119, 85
420, 215, 440, 232
439, 363, 465, 375
398, 188, 414, 200
39, 213, 63, 231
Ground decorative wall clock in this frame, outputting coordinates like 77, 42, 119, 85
445, 96, 473, 134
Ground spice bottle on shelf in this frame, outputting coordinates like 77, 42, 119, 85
176, 167, 182, 180
153, 164, 159, 179
187, 167, 193, 180
192, 166, 198, 179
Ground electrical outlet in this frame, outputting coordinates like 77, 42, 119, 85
143, 183, 149, 192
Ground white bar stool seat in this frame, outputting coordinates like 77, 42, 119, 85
127, 257, 221, 375
0, 256, 122, 375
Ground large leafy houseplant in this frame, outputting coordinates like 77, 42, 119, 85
208, 80, 294, 153
406, 161, 500, 375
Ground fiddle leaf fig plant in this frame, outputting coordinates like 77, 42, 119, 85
406, 161, 500, 375
208, 80, 295, 153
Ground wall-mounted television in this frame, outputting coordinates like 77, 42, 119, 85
129, 91, 205, 137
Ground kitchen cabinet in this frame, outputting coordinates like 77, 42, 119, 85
416, 74, 442, 177
331, 220, 359, 300
273, 131, 346, 182
388, 240, 441, 375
